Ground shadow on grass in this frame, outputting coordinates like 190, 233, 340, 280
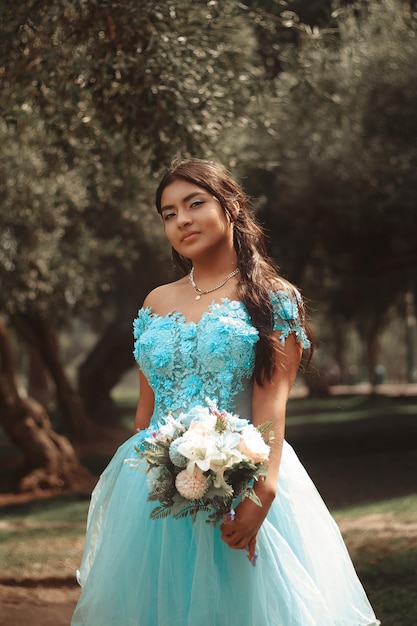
0, 492, 91, 521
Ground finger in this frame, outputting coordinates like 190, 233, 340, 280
220, 528, 236, 543
247, 535, 257, 561
220, 520, 236, 534
221, 531, 246, 548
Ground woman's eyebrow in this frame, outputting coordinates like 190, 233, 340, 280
160, 191, 207, 212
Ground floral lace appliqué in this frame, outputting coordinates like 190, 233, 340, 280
133, 291, 309, 424
270, 289, 311, 349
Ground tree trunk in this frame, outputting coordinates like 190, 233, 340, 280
302, 358, 331, 397
28, 345, 53, 408
365, 328, 380, 390
78, 254, 170, 424
0, 317, 91, 492
357, 317, 382, 392
12, 312, 95, 441
331, 317, 346, 385
78, 318, 136, 424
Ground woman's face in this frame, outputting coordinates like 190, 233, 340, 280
160, 179, 234, 261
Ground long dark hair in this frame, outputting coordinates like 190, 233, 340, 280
155, 158, 312, 384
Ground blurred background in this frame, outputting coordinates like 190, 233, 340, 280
0, 1, 416, 624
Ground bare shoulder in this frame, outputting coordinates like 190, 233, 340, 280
142, 277, 189, 314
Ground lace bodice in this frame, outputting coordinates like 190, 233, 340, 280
133, 289, 310, 425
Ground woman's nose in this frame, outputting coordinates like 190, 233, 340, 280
176, 207, 192, 227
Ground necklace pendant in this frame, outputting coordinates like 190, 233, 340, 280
195, 294, 201, 301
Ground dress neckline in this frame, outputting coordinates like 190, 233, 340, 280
143, 297, 246, 327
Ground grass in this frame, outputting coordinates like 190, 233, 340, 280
331, 495, 417, 625
334, 493, 417, 519
0, 494, 88, 581
353, 536, 417, 626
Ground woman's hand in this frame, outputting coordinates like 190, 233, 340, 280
219, 486, 275, 561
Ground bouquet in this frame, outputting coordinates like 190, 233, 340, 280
126, 398, 274, 527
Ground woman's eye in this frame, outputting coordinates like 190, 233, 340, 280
190, 200, 204, 208
163, 212, 175, 221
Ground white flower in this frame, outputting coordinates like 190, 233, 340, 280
177, 432, 224, 474
211, 430, 243, 467
175, 467, 208, 499
210, 467, 234, 495
158, 415, 184, 440
238, 426, 271, 463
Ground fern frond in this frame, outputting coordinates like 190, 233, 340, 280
173, 502, 212, 522
150, 505, 172, 520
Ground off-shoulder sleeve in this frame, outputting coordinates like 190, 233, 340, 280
132, 306, 152, 364
270, 288, 311, 349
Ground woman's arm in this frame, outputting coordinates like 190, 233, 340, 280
220, 333, 302, 559
133, 370, 155, 433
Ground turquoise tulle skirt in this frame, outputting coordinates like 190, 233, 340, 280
72, 433, 380, 626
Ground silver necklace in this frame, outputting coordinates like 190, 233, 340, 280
189, 267, 239, 301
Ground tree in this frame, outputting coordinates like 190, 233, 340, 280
0, 116, 100, 438
245, 0, 417, 381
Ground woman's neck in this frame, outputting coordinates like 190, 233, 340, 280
190, 252, 238, 280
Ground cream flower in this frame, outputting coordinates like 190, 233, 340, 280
175, 467, 208, 500
238, 426, 270, 463
186, 421, 213, 437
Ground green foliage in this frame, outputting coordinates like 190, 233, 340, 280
171, 497, 213, 522
244, 0, 340, 79
1, 0, 260, 160
0, 113, 113, 318
2, 0, 416, 386
252, 0, 417, 331
0, 0, 262, 324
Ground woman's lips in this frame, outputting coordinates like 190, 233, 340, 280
182, 231, 200, 242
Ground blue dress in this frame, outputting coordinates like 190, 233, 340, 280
72, 290, 380, 626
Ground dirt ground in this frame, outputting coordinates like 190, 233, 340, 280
0, 582, 80, 626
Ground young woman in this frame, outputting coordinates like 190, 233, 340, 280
72, 159, 379, 625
